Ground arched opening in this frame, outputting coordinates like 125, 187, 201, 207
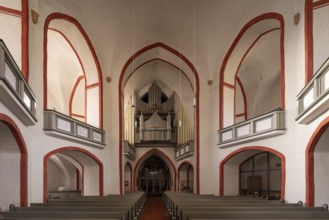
47, 154, 83, 200
306, 116, 329, 207
43, 147, 103, 202
220, 147, 285, 200
0, 114, 28, 208
134, 149, 176, 194
44, 13, 103, 128
178, 162, 194, 193
119, 42, 200, 194
220, 13, 285, 128
124, 162, 132, 193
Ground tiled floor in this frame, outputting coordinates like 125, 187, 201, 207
139, 195, 169, 220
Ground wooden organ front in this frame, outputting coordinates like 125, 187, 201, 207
134, 81, 177, 146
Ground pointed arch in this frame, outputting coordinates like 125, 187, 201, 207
0, 113, 28, 206
43, 146, 103, 202
219, 13, 285, 128
43, 12, 103, 128
133, 148, 177, 192
305, 116, 329, 207
118, 42, 200, 194
219, 146, 285, 201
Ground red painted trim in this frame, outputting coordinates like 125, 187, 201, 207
0, 2, 29, 80
219, 13, 285, 129
69, 76, 85, 118
48, 28, 86, 77
223, 82, 235, 89
313, 0, 329, 9
124, 162, 133, 192
118, 42, 200, 194
124, 58, 194, 92
305, 0, 314, 83
43, 147, 104, 202
235, 77, 247, 121
71, 113, 85, 119
0, 114, 28, 207
219, 146, 285, 201
21, 0, 28, 80
235, 113, 246, 117
305, 116, 329, 207
44, 13, 103, 129
86, 82, 100, 89
133, 148, 177, 192
0, 6, 23, 16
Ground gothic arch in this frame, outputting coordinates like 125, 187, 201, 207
133, 148, 177, 192
43, 146, 103, 202
305, 116, 329, 207
43, 12, 103, 128
118, 42, 200, 194
0, 113, 28, 206
219, 146, 286, 200
219, 13, 285, 128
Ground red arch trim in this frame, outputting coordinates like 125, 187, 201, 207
132, 148, 177, 192
219, 13, 285, 129
305, 116, 329, 207
43, 146, 104, 202
123, 58, 195, 92
0, 114, 28, 206
0, 1, 29, 80
69, 76, 86, 120
118, 42, 200, 194
235, 77, 247, 122
43, 13, 103, 128
219, 146, 286, 201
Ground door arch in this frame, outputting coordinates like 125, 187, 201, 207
0, 114, 28, 207
306, 116, 329, 206
219, 146, 285, 200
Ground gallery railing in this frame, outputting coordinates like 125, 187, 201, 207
123, 140, 135, 160
175, 140, 194, 160
296, 58, 329, 124
0, 40, 37, 125
44, 109, 105, 148
218, 109, 285, 148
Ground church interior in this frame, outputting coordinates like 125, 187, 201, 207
2, 0, 329, 217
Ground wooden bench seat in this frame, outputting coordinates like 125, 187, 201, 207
180, 211, 329, 220
0, 211, 127, 219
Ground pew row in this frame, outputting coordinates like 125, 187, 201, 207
163, 192, 329, 220
0, 192, 146, 220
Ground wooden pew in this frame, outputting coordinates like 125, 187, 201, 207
182, 211, 329, 220
2, 192, 146, 220
0, 211, 127, 219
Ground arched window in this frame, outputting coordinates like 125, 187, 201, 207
240, 152, 281, 200
44, 13, 103, 128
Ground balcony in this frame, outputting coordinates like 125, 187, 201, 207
44, 109, 105, 148
123, 140, 135, 160
175, 140, 194, 160
218, 109, 285, 148
0, 40, 37, 125
296, 58, 329, 124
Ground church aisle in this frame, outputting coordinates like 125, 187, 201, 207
139, 195, 169, 220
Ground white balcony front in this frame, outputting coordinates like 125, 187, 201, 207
44, 109, 105, 148
296, 58, 329, 124
0, 40, 37, 126
218, 109, 285, 148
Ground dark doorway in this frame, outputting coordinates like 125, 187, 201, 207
138, 156, 170, 195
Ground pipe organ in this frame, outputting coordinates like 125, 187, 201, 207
124, 80, 194, 147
